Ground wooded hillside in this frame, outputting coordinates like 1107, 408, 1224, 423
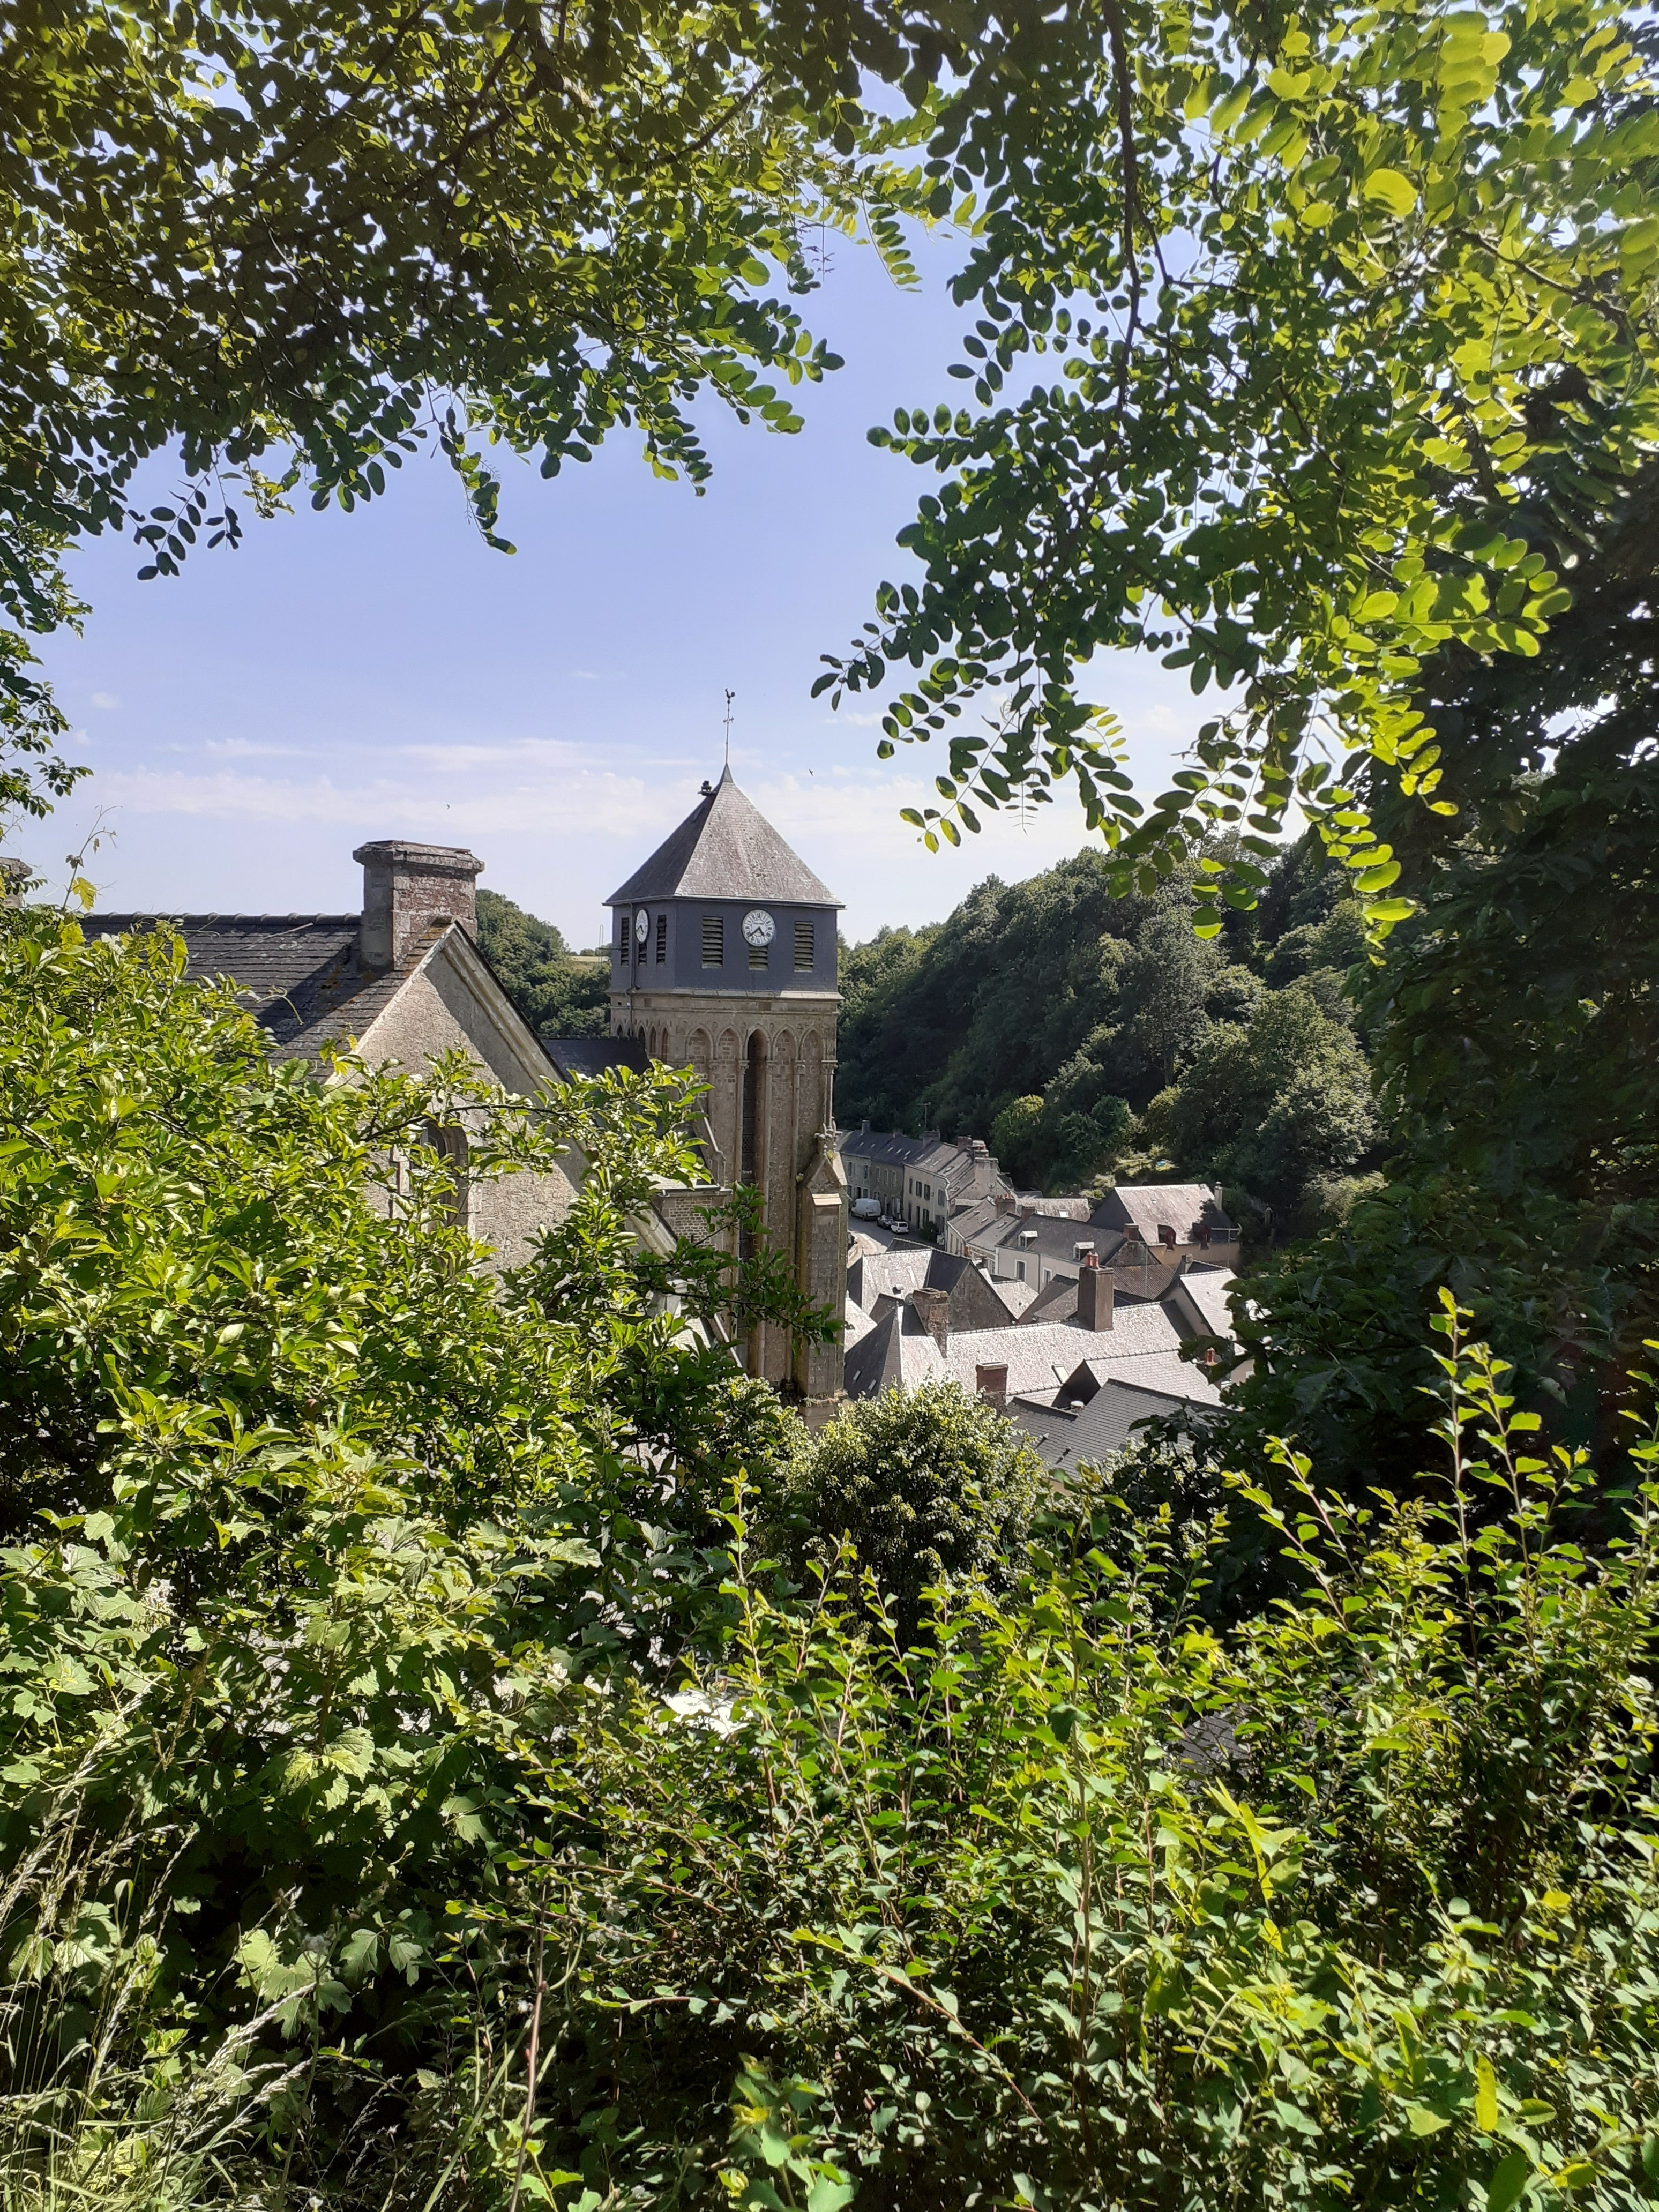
838, 839, 1373, 1235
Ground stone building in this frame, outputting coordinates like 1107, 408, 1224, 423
80, 839, 580, 1267
571, 765, 848, 1403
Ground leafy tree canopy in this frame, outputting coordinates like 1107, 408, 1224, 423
763, 1379, 1046, 1645
0, 0, 1090, 812
820, 0, 1658, 940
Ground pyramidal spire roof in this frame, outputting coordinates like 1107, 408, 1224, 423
607, 766, 840, 908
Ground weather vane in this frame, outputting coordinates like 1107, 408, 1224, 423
723, 687, 735, 769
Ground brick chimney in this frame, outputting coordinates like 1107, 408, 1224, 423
975, 1362, 1009, 1411
995, 1192, 1017, 1216
910, 1286, 950, 1352
354, 841, 483, 970
1078, 1253, 1114, 1332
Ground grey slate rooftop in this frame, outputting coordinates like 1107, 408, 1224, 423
606, 766, 840, 908
78, 913, 415, 1057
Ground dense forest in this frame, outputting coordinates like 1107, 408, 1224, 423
838, 840, 1372, 1238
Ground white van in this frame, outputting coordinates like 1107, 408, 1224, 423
850, 1197, 883, 1221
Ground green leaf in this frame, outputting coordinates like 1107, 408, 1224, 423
1363, 167, 1417, 215
1474, 2056, 1498, 2133
1488, 2150, 1533, 2212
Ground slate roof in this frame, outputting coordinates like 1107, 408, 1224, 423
79, 913, 428, 1058
840, 1126, 929, 1170
848, 1243, 935, 1312
541, 1035, 648, 1080
1165, 1266, 1239, 1343
843, 1297, 876, 1351
842, 1303, 947, 1396
937, 1309, 1198, 1401
973, 1212, 1111, 1267
606, 766, 839, 908
1009, 1379, 1197, 1471
1092, 1183, 1236, 1246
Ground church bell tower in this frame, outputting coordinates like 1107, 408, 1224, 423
604, 767, 846, 1401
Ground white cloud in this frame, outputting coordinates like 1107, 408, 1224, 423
205, 737, 315, 760
86, 762, 696, 845
390, 737, 584, 772
90, 692, 121, 711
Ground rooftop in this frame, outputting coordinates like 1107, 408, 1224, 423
78, 911, 441, 1058
607, 766, 839, 909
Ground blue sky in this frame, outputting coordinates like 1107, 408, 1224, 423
11, 228, 1207, 945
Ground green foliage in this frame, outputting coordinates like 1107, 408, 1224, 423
823, 0, 1659, 938
475, 887, 609, 1041
3, 900, 1659, 2208
0, 0, 1100, 812
764, 1381, 1045, 1646
437, 1305, 1659, 2207
1225, 442, 1659, 1492
1161, 982, 1377, 1234
0, 904, 839, 2203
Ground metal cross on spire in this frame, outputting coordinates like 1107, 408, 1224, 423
722, 687, 735, 769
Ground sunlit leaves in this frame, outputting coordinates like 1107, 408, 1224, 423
827, 0, 1659, 939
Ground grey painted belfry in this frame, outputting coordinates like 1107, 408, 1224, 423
605, 767, 847, 1405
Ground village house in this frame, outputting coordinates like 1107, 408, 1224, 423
82, 839, 584, 1267
958, 1183, 1237, 1294
843, 1243, 1234, 1471
836, 1123, 1010, 1237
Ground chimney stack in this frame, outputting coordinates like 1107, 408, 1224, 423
1078, 1253, 1114, 1332
975, 1362, 1009, 1411
910, 1286, 950, 1352
354, 841, 483, 970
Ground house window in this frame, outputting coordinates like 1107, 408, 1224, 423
794, 920, 814, 971
701, 915, 724, 967
655, 913, 668, 964
1017, 1260, 1027, 1282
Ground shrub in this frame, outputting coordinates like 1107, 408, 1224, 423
765, 1381, 1045, 1643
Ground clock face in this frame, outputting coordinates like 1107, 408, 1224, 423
742, 908, 775, 947
634, 908, 649, 944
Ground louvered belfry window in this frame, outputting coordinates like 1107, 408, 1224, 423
701, 915, 724, 967
655, 912, 668, 964
794, 920, 814, 971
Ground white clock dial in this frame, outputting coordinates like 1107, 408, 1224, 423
741, 908, 775, 947
634, 908, 649, 944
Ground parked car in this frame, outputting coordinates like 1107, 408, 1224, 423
850, 1196, 883, 1220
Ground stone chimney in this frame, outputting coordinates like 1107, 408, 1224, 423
910, 1286, 950, 1352
1078, 1253, 1114, 1332
354, 841, 483, 970
975, 1362, 1009, 1411
995, 1192, 1017, 1216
